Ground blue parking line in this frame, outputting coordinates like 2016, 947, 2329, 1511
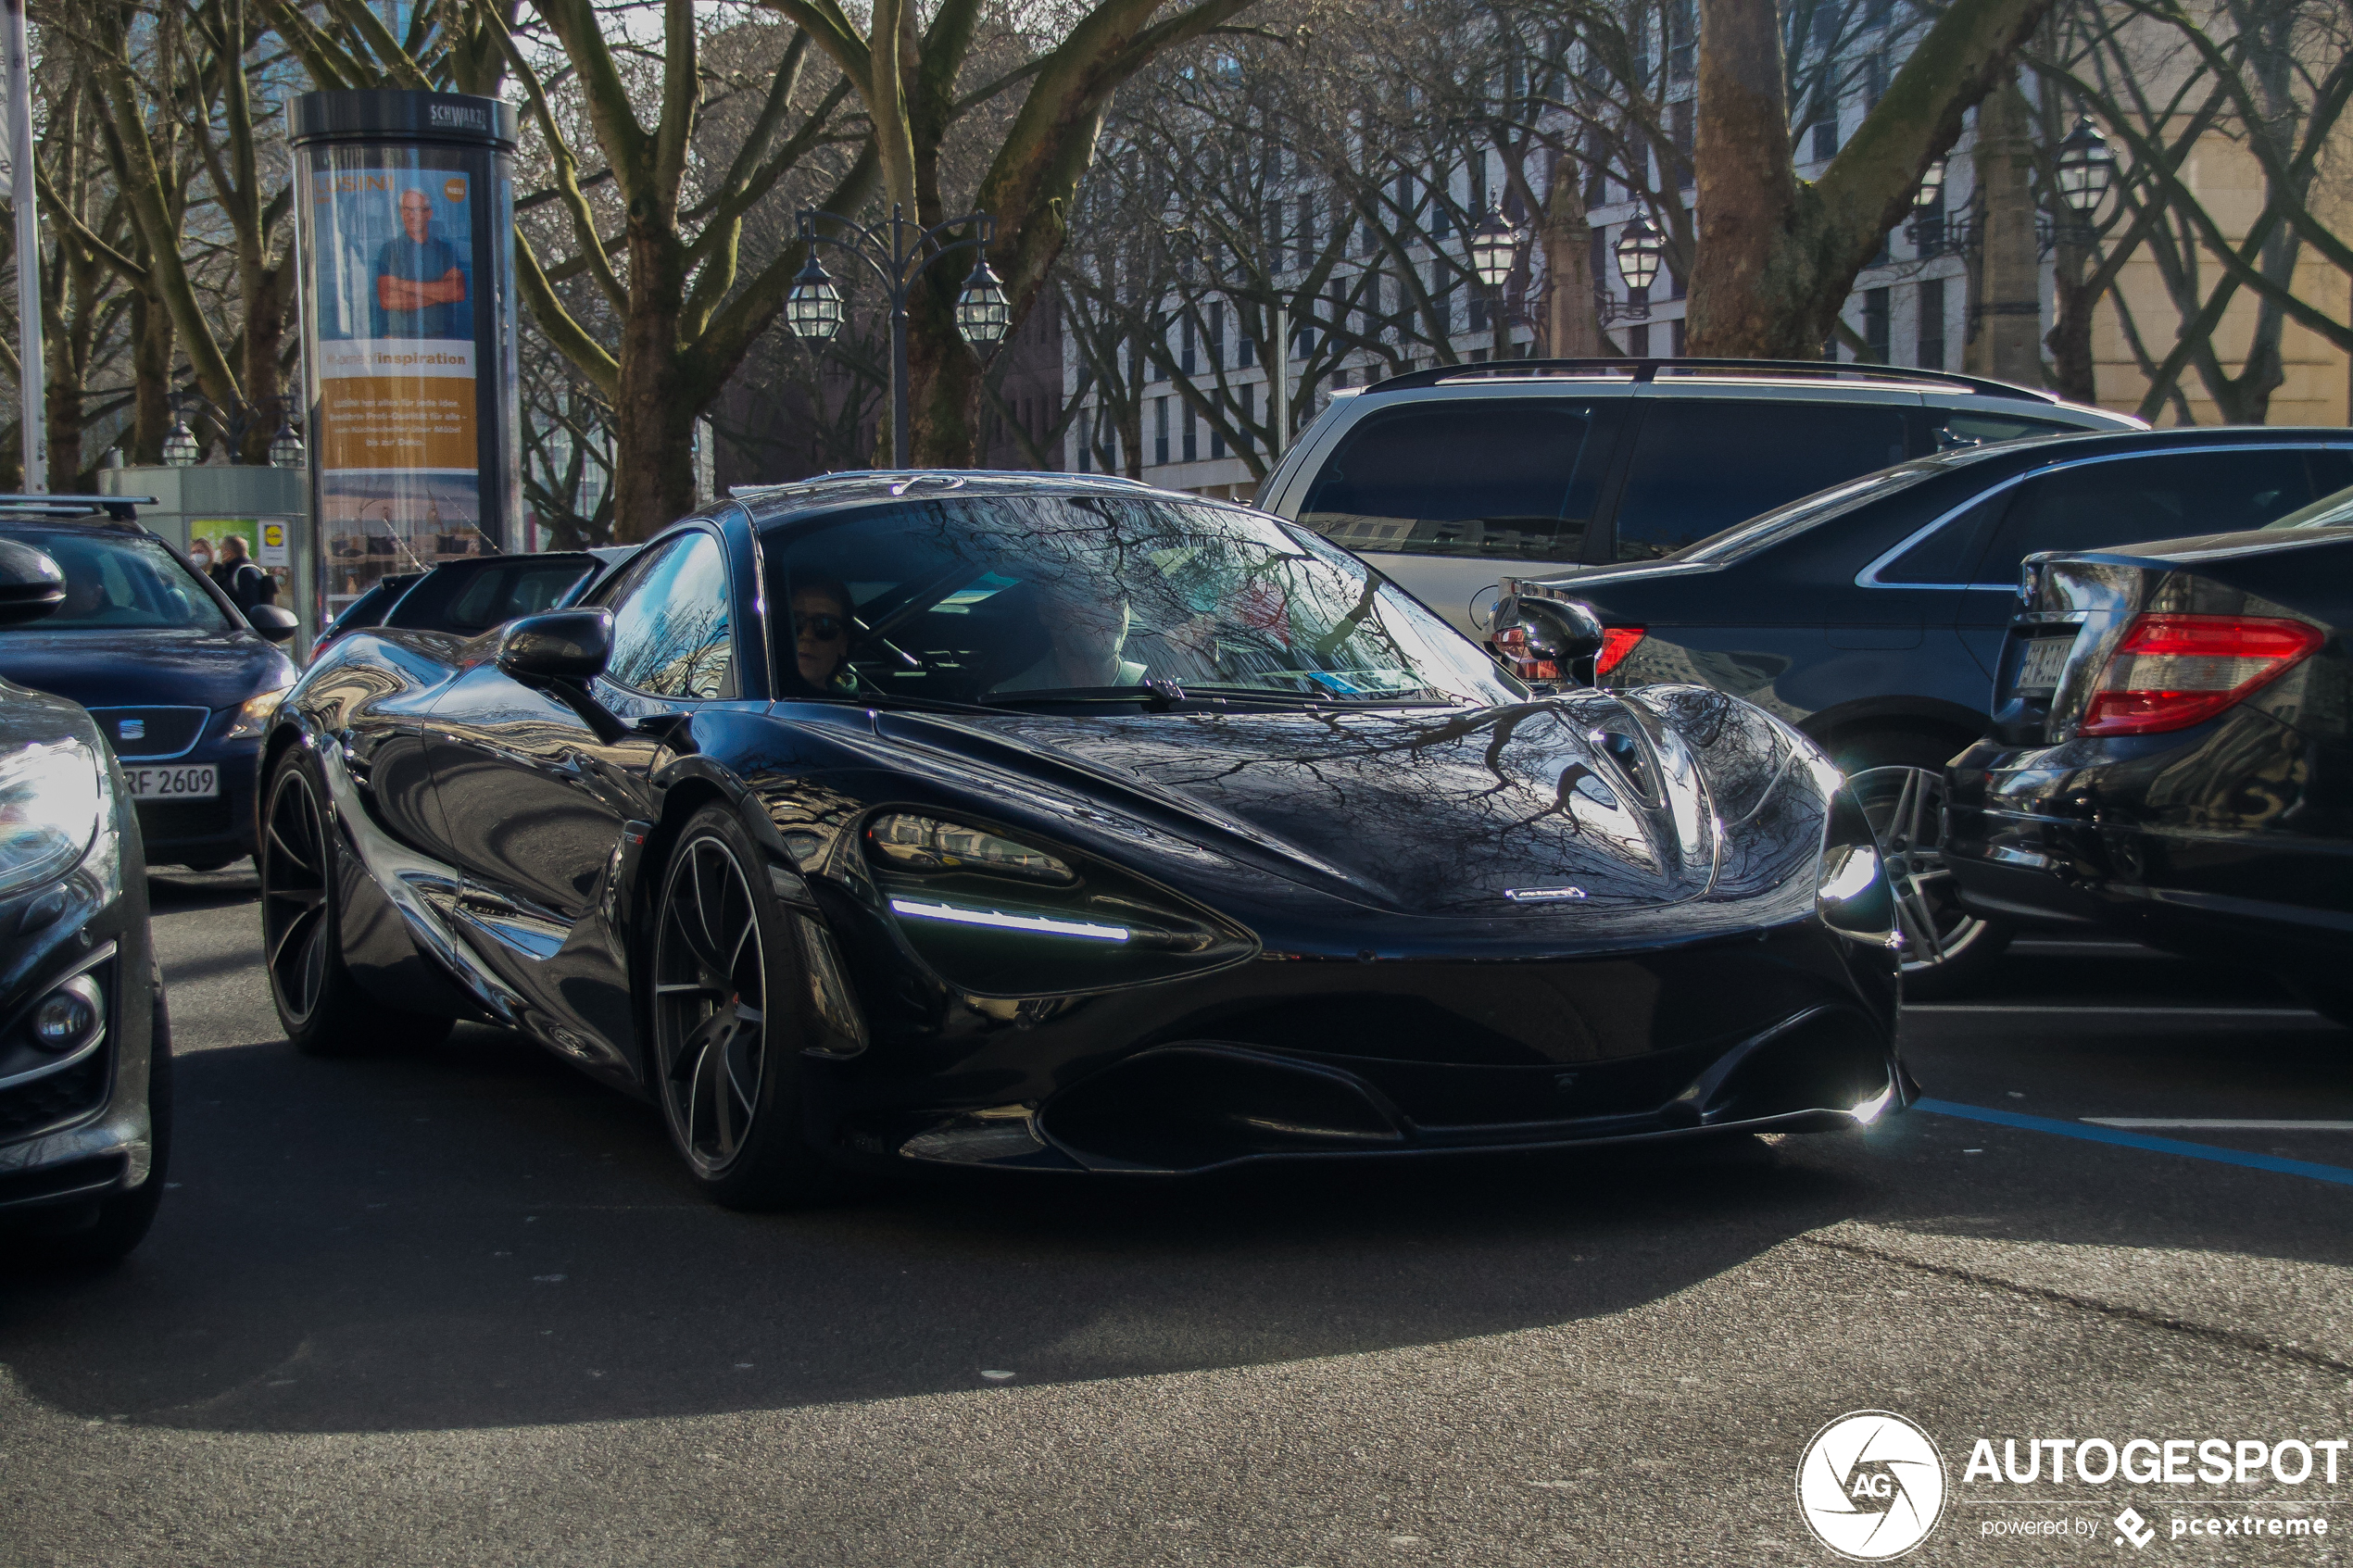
1915, 1098, 2353, 1189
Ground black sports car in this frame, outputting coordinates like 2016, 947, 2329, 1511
1944, 483, 2353, 1025
0, 539, 170, 1262
259, 472, 1906, 1204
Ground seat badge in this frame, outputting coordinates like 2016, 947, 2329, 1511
1504, 886, 1588, 903
119, 719, 145, 741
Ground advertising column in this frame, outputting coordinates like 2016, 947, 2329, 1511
290, 91, 520, 623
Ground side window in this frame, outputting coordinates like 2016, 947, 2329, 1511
602, 532, 736, 699
444, 558, 596, 633
1970, 449, 2348, 583
1930, 411, 2082, 449
1613, 401, 1911, 561
1877, 495, 2006, 585
1295, 399, 1624, 563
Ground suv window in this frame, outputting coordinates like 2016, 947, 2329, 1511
1613, 401, 1912, 561
1930, 411, 2084, 449
1295, 400, 1623, 563
1970, 447, 2353, 583
601, 532, 736, 698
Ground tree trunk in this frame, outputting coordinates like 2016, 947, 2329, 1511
238, 264, 291, 464
130, 290, 173, 465
2045, 246, 2096, 402
610, 229, 697, 540
1968, 76, 2044, 386
1687, 0, 1802, 356
908, 262, 982, 465
1541, 155, 1605, 358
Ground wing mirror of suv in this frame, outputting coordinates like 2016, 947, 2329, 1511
246, 604, 300, 643
1495, 591, 1606, 685
0, 539, 66, 626
497, 608, 613, 684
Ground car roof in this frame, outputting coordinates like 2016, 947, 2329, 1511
1347, 358, 2139, 426
728, 470, 1218, 529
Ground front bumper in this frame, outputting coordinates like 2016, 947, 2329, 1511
813, 915, 1906, 1174
129, 733, 262, 868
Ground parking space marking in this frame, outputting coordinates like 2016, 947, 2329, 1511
1916, 1098, 2353, 1189
2085, 1119, 2353, 1132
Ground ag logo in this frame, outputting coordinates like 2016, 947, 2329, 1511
1796, 1410, 1947, 1561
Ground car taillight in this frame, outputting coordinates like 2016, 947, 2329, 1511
1597, 626, 1644, 676
2077, 612, 2324, 736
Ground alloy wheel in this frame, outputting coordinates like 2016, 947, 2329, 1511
260, 765, 333, 1026
653, 834, 769, 1177
1847, 763, 1994, 976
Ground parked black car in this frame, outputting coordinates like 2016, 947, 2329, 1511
260, 472, 1906, 1207
1502, 427, 2353, 992
0, 498, 299, 871
1944, 485, 2353, 1024
0, 540, 170, 1263
315, 548, 623, 651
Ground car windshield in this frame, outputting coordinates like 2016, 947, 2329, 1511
0, 527, 233, 633
1672, 466, 1940, 563
762, 490, 1525, 709
2259, 482, 2353, 531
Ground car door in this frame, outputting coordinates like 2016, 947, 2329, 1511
1952, 445, 2353, 676
424, 528, 743, 1063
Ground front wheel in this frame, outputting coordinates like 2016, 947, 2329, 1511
1842, 734, 2013, 1001
259, 746, 453, 1055
649, 804, 836, 1209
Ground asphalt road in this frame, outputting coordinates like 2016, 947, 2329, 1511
5, 870, 2351, 1566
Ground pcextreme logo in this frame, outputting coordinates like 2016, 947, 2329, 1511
1797, 1411, 1949, 1561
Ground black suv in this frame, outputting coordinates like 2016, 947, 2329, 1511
1510, 426, 2353, 991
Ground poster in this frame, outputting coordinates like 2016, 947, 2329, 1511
307, 152, 489, 608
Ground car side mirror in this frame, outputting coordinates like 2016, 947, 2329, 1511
497, 609, 613, 684
0, 539, 66, 626
1495, 592, 1606, 685
247, 604, 300, 643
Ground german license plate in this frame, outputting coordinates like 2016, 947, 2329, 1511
2017, 633, 2074, 692
125, 764, 218, 800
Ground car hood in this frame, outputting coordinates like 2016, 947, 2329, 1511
0, 626, 293, 713
875, 700, 1723, 917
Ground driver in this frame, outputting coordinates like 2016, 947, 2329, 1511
995, 582, 1148, 691
786, 574, 859, 694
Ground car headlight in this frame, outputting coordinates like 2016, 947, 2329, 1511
223, 678, 296, 741
0, 738, 104, 897
1818, 789, 1896, 947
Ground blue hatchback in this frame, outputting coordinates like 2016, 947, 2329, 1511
0, 507, 296, 870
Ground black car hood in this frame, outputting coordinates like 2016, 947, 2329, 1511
0, 627, 292, 713
875, 701, 1721, 917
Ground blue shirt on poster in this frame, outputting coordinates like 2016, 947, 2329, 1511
373, 234, 467, 338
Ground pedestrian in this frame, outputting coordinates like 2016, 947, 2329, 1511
208, 533, 278, 614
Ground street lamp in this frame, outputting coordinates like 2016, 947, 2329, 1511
162, 417, 200, 467
1466, 203, 1523, 290
1613, 213, 1665, 320
2054, 118, 2116, 218
785, 204, 1001, 468
269, 417, 305, 470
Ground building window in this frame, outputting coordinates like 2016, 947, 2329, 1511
1209, 302, 1225, 370
1241, 383, 1256, 458
1183, 405, 1198, 462
1810, 113, 1838, 162
1863, 287, 1891, 362
1180, 314, 1196, 375
1154, 397, 1170, 466
1298, 195, 1316, 268
1211, 410, 1227, 459
1671, 100, 1695, 190
1629, 323, 1650, 357
1918, 277, 1946, 369
1671, 317, 1687, 356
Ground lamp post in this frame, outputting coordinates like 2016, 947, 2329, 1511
2054, 118, 2116, 220
785, 205, 1008, 468
269, 416, 306, 470
1613, 214, 1665, 322
1466, 203, 1525, 358
162, 416, 201, 467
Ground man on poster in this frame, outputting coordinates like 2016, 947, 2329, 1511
374, 187, 467, 338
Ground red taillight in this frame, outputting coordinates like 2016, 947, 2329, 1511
2077, 612, 2324, 736
1597, 626, 1645, 676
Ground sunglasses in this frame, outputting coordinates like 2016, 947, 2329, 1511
795, 612, 848, 642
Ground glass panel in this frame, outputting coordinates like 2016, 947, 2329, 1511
442, 558, 596, 633
603, 533, 734, 699
1295, 400, 1621, 563
764, 494, 1521, 709
1977, 450, 2339, 579
0, 529, 232, 632
1877, 496, 2004, 584
1931, 411, 2080, 449
1613, 401, 1911, 560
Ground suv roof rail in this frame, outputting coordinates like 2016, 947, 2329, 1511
1361, 358, 2061, 406
0, 494, 154, 523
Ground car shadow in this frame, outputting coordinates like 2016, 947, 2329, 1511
0, 1022, 1878, 1436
